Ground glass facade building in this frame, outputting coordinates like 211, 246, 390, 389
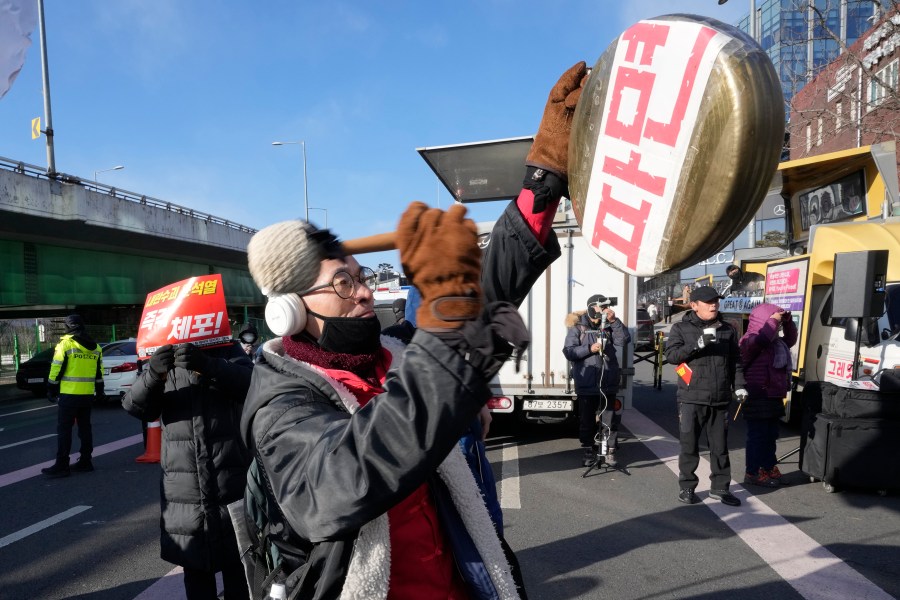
736, 0, 884, 104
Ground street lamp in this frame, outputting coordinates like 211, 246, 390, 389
272, 140, 309, 221
94, 165, 124, 182
308, 207, 327, 228
719, 0, 758, 248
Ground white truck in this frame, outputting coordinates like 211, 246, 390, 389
478, 204, 638, 427
416, 136, 638, 429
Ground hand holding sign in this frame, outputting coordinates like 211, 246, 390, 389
149, 345, 175, 381
174, 343, 215, 375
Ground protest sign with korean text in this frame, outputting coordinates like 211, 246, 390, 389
136, 275, 232, 359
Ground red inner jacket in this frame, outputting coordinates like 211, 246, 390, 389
320, 348, 470, 600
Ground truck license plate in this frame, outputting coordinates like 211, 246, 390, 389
523, 400, 572, 411
28, 377, 44, 384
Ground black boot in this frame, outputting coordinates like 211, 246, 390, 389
42, 461, 71, 478
581, 446, 597, 467
72, 458, 94, 472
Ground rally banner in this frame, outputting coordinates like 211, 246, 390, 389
136, 274, 232, 359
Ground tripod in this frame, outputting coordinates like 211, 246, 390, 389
581, 405, 631, 478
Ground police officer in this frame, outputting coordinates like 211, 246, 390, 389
42, 314, 104, 478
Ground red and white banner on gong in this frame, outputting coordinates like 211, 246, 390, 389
581, 20, 731, 276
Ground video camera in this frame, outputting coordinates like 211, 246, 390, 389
587, 294, 617, 322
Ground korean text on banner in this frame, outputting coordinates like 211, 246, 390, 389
136, 275, 232, 359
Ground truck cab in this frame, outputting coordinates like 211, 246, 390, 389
760, 142, 900, 421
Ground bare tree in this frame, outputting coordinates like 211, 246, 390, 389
783, 0, 900, 158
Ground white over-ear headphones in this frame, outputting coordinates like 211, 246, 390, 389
265, 293, 307, 337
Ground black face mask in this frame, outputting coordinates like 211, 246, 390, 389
307, 311, 382, 354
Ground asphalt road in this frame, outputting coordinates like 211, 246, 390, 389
1, 357, 899, 600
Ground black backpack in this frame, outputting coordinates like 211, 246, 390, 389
232, 455, 283, 600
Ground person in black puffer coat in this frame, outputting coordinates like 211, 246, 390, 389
123, 340, 252, 600
665, 286, 746, 507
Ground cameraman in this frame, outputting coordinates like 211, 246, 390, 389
563, 294, 631, 467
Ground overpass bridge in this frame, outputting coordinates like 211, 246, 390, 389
0, 156, 265, 335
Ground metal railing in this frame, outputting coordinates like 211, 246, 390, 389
0, 155, 257, 235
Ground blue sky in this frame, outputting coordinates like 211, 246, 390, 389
0, 1, 745, 270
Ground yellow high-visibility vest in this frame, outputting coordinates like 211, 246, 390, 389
48, 335, 103, 396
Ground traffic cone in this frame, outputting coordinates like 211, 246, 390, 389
136, 419, 161, 463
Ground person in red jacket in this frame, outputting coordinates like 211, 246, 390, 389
739, 302, 798, 487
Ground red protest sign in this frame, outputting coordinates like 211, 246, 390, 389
136, 274, 232, 359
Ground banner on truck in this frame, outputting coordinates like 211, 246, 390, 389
765, 258, 809, 373
136, 274, 232, 359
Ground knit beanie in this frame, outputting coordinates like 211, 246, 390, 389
247, 220, 344, 296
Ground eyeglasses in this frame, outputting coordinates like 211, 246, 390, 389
297, 267, 377, 300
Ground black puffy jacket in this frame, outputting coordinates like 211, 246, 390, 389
239, 200, 560, 599
122, 341, 252, 571
664, 310, 745, 407
562, 312, 631, 394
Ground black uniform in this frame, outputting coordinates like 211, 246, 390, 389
665, 310, 745, 492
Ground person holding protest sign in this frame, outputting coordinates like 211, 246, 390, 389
237, 62, 587, 600
123, 338, 253, 600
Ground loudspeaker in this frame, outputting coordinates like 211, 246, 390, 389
832, 250, 888, 318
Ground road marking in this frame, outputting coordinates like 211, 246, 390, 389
132, 565, 223, 599
0, 434, 55, 450
0, 405, 56, 418
0, 434, 143, 488
0, 505, 91, 549
498, 441, 521, 510
624, 408, 895, 600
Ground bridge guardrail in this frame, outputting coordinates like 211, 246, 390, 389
0, 155, 257, 235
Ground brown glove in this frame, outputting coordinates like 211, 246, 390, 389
396, 201, 482, 330
525, 61, 589, 180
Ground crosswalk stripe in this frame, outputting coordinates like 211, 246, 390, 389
624, 408, 894, 600
0, 505, 91, 549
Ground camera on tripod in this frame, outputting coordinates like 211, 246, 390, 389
586, 295, 617, 342
586, 294, 617, 319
